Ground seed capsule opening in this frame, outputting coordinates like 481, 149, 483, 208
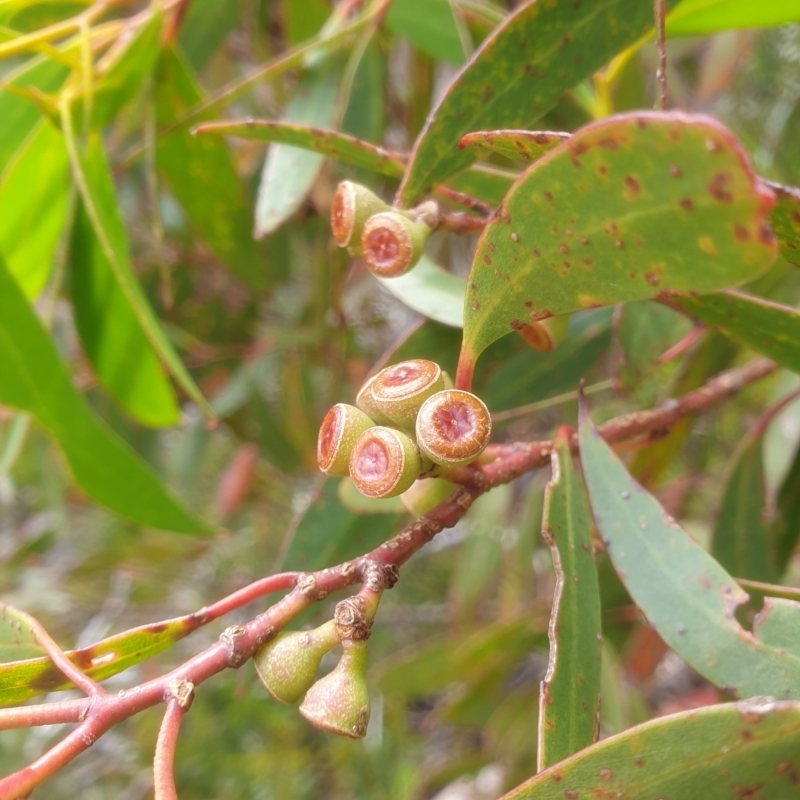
317, 404, 374, 477
361, 212, 429, 278
331, 182, 356, 246
349, 427, 421, 498
416, 390, 492, 467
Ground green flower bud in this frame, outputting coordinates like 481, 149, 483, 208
331, 181, 390, 250
299, 639, 370, 738
400, 477, 456, 516
415, 389, 492, 467
349, 426, 421, 498
360, 211, 431, 278
370, 359, 444, 431
317, 403, 375, 477
253, 621, 341, 705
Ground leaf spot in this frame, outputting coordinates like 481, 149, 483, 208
679, 198, 694, 211
669, 164, 682, 178
734, 224, 750, 242
698, 235, 718, 257
599, 769, 613, 781
624, 176, 640, 195
708, 173, 734, 203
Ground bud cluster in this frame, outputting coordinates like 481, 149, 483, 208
317, 359, 492, 501
331, 181, 434, 278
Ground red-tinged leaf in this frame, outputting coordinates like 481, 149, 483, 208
459, 130, 569, 165
578, 399, 800, 699
398, 0, 680, 205
537, 433, 601, 770
194, 120, 405, 178
0, 611, 204, 706
676, 291, 800, 374
502, 699, 800, 799
458, 113, 776, 387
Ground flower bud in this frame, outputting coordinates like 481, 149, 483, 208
331, 181, 390, 249
349, 426, 421, 498
253, 621, 340, 705
299, 639, 370, 738
370, 359, 444, 431
400, 477, 456, 516
360, 211, 431, 278
416, 389, 492, 467
317, 403, 375, 477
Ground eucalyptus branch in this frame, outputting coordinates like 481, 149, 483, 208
0, 356, 777, 799
153, 681, 194, 800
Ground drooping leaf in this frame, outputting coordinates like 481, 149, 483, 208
502, 699, 800, 800
194, 120, 405, 178
377, 255, 465, 327
763, 180, 800, 267
154, 45, 267, 289
774, 443, 800, 573
0, 609, 204, 706
0, 252, 211, 533
398, 0, 679, 205
0, 119, 69, 299
578, 400, 800, 698
68, 196, 181, 428
711, 430, 777, 583
445, 164, 516, 207
458, 130, 569, 165
459, 113, 777, 385
62, 113, 212, 419
537, 433, 601, 770
385, 0, 466, 65
254, 64, 342, 238
275, 479, 403, 572
666, 0, 800, 37
676, 291, 800, 374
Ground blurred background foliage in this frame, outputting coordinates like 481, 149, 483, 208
2, 0, 800, 797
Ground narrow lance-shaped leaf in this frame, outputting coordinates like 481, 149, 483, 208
577, 397, 800, 699
774, 443, 800, 573
68, 189, 181, 428
61, 104, 213, 420
457, 113, 776, 387
711, 427, 777, 583
0, 252, 211, 533
537, 432, 601, 771
0, 605, 205, 706
666, 0, 800, 37
676, 291, 800, 375
458, 130, 570, 165
0, 119, 69, 299
398, 0, 680, 205
154, 46, 267, 289
502, 699, 800, 800
194, 120, 405, 178
254, 63, 343, 238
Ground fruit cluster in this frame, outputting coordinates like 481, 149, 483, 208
330, 181, 435, 278
317, 359, 492, 499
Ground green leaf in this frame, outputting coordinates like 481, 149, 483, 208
676, 291, 800, 374
0, 603, 43, 664
445, 164, 516, 207
154, 46, 267, 289
89, 9, 163, 130
68, 196, 181, 428
459, 113, 777, 383
398, 0, 679, 205
711, 430, 777, 583
194, 120, 405, 177
502, 699, 800, 800
377, 255, 465, 327
458, 130, 569, 165
0, 609, 203, 705
666, 0, 800, 37
0, 119, 69, 299
773, 444, 800, 573
62, 113, 212, 419
385, 0, 465, 65
578, 400, 800, 698
254, 64, 342, 237
537, 433, 601, 770
615, 301, 691, 389
0, 253, 211, 533
275, 479, 402, 572
764, 180, 800, 267
0, 55, 68, 167
178, 0, 242, 72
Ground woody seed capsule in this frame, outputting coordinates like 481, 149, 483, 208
331, 181, 390, 250
349, 426, 421, 498
369, 359, 444, 431
360, 211, 430, 278
317, 403, 375, 477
